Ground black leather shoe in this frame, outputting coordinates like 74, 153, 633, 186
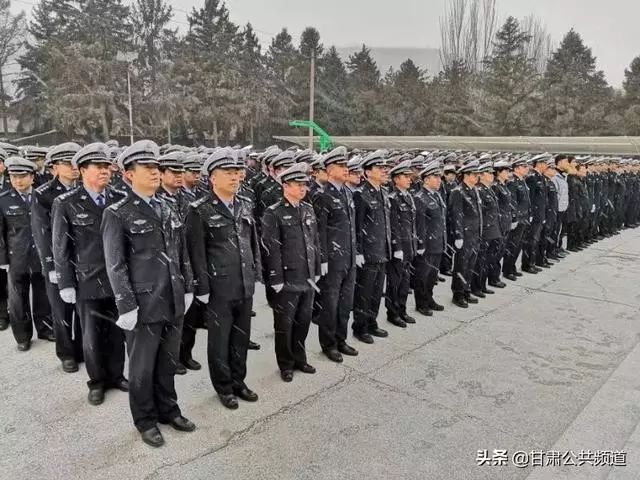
0, 318, 8, 331
183, 358, 202, 370
218, 393, 239, 409
88, 388, 105, 406
37, 332, 55, 342
557, 252, 567, 258
452, 296, 468, 308
17, 341, 31, 352
522, 267, 538, 274
112, 378, 129, 392
280, 370, 294, 382
355, 333, 374, 344
323, 349, 343, 363
416, 307, 433, 317
248, 340, 261, 350
141, 426, 164, 448
62, 359, 78, 373
536, 263, 551, 269
161, 415, 196, 432
547, 254, 560, 260
175, 363, 187, 375
250, 310, 256, 317
515, 271, 523, 277
465, 295, 479, 304
488, 281, 506, 288
533, 266, 543, 273
428, 300, 445, 311
481, 287, 495, 295
295, 363, 316, 374
387, 316, 407, 328
438, 276, 445, 283
400, 314, 416, 324
504, 274, 517, 281
471, 290, 485, 299
370, 327, 389, 337
337, 342, 358, 356
442, 270, 453, 277
233, 387, 258, 402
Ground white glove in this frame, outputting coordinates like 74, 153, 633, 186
356, 254, 365, 267
393, 251, 404, 261
315, 275, 320, 282
454, 239, 464, 249
510, 222, 518, 231
59, 287, 76, 304
321, 263, 328, 276
529, 216, 533, 223
416, 249, 425, 256
272, 283, 284, 293
196, 293, 210, 304
116, 308, 138, 331
48, 270, 58, 284
184, 293, 194, 310
0, 264, 8, 271
591, 205, 595, 213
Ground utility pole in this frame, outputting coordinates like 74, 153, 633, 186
308, 52, 315, 150
127, 64, 134, 144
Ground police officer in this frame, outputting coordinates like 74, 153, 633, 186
0, 145, 15, 194
102, 140, 196, 447
473, 162, 502, 297
385, 159, 417, 326
22, 146, 53, 188
157, 152, 190, 220
440, 163, 458, 276
541, 158, 559, 265
0, 147, 11, 330
52, 143, 128, 405
352, 149, 392, 344
448, 160, 482, 308
521, 154, 549, 273
489, 159, 513, 288
182, 153, 207, 200
261, 162, 320, 382
346, 155, 363, 193
0, 157, 53, 349
306, 154, 328, 203
413, 161, 447, 316
186, 148, 262, 410
503, 157, 531, 280
32, 143, 83, 372
312, 146, 359, 362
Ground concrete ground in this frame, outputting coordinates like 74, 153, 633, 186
2, 229, 640, 480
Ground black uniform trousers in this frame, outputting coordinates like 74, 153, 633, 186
272, 289, 314, 372
125, 317, 183, 432
385, 259, 411, 319
540, 219, 556, 261
207, 297, 252, 395
76, 297, 126, 390
180, 298, 204, 363
554, 211, 567, 252
353, 262, 386, 335
45, 277, 82, 362
476, 238, 501, 290
315, 266, 356, 351
413, 253, 441, 310
452, 242, 478, 297
0, 268, 8, 322
488, 238, 506, 284
439, 243, 453, 274
8, 272, 52, 343
521, 222, 544, 269
503, 223, 526, 275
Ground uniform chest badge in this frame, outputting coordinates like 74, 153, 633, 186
76, 213, 89, 219
283, 215, 292, 220
133, 219, 147, 225
306, 218, 312, 225
9, 205, 19, 209
333, 198, 341, 203
80, 195, 87, 200
212, 214, 222, 220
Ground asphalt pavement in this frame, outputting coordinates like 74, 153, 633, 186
1, 229, 640, 480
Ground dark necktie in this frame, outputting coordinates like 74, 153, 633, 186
96, 194, 105, 208
22, 193, 31, 206
150, 198, 162, 218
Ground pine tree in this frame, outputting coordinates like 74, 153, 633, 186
539, 29, 613, 135
623, 56, 640, 103
347, 45, 384, 134
432, 60, 481, 135
481, 16, 539, 135
315, 46, 351, 135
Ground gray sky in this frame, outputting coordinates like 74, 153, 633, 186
169, 0, 638, 87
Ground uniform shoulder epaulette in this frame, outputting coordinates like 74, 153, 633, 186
191, 195, 209, 209
0, 190, 11, 199
35, 181, 54, 195
109, 195, 129, 211
237, 193, 252, 204
57, 186, 81, 202
266, 202, 279, 212
301, 200, 313, 209
108, 186, 127, 197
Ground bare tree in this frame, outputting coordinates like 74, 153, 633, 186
0, 0, 26, 135
520, 14, 553, 73
439, 0, 498, 73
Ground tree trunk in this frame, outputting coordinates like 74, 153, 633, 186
0, 68, 7, 135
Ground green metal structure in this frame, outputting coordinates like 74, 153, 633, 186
288, 120, 333, 152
